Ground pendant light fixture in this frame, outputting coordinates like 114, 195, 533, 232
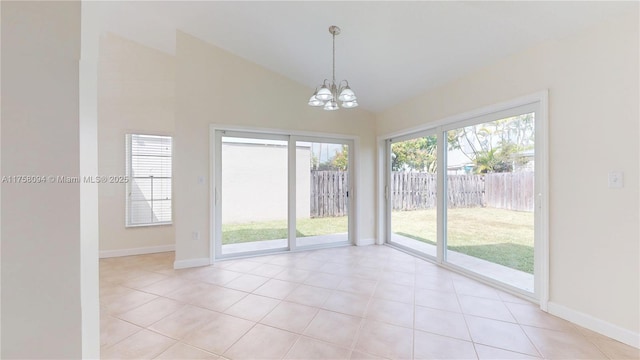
308, 25, 358, 110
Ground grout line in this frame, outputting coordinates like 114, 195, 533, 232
297, 303, 322, 337
99, 318, 146, 352
281, 334, 304, 360
503, 301, 544, 359
219, 321, 259, 358
555, 323, 613, 359
453, 277, 478, 360
472, 343, 545, 359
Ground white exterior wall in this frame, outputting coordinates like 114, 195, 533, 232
221, 144, 311, 223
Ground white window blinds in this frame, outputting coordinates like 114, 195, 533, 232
126, 134, 172, 226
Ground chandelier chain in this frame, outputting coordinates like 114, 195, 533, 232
332, 31, 336, 84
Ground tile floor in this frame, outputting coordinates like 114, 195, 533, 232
390, 234, 533, 292
100, 245, 638, 359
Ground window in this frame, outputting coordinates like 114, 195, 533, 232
126, 134, 172, 226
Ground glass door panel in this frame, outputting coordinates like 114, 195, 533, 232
445, 112, 535, 292
220, 136, 289, 256
388, 134, 438, 257
295, 141, 350, 248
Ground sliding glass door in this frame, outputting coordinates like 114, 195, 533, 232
387, 132, 438, 258
385, 101, 542, 296
217, 133, 290, 256
444, 109, 536, 292
295, 139, 351, 249
213, 130, 352, 259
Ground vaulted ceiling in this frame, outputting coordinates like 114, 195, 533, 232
90, 1, 635, 112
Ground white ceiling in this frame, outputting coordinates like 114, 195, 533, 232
91, 1, 635, 112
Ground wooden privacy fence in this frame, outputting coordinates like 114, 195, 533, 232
446, 175, 486, 209
485, 172, 534, 211
390, 172, 534, 212
310, 171, 534, 217
391, 173, 485, 210
311, 171, 349, 218
391, 172, 437, 210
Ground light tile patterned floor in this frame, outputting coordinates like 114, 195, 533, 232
100, 246, 638, 359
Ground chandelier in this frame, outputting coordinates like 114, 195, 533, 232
308, 25, 358, 110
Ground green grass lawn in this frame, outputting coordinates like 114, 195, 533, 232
391, 208, 533, 273
222, 207, 533, 273
222, 216, 347, 244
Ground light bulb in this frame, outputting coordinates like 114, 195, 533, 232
341, 100, 358, 108
308, 95, 324, 107
316, 85, 333, 101
338, 86, 356, 101
323, 100, 339, 111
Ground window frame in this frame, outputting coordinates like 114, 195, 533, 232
125, 133, 173, 227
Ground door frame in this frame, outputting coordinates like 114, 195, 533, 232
377, 91, 549, 309
210, 125, 358, 262
213, 130, 291, 260
291, 135, 354, 252
439, 101, 540, 298
385, 129, 439, 260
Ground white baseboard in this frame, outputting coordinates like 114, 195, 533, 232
99, 244, 175, 258
356, 238, 376, 246
547, 301, 640, 349
174, 257, 211, 269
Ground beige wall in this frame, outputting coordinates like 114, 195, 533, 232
174, 31, 377, 263
98, 33, 175, 253
377, 13, 639, 338
1, 1, 83, 357
221, 144, 311, 223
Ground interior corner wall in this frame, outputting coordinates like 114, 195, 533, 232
174, 31, 377, 263
376, 13, 639, 340
1, 1, 83, 357
98, 33, 175, 254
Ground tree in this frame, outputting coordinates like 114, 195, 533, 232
312, 145, 348, 171
391, 136, 437, 172
447, 113, 534, 173
311, 153, 320, 170
330, 145, 348, 171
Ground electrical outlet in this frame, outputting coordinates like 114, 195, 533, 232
192, 231, 200, 241
608, 171, 624, 189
